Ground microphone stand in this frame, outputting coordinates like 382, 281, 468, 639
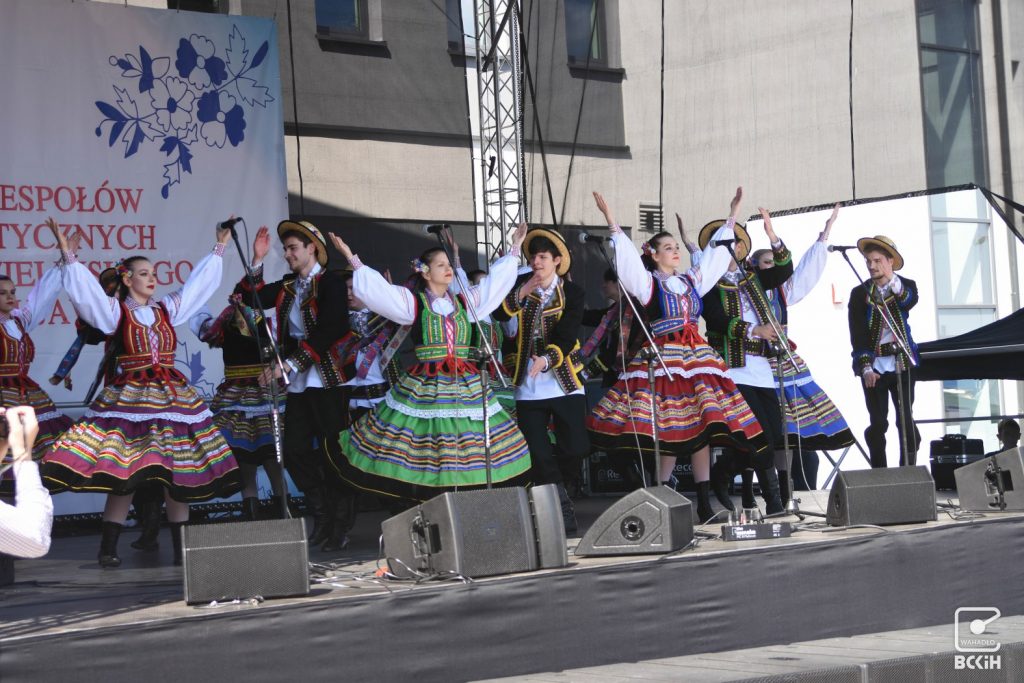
837, 250, 917, 467
227, 220, 291, 520
720, 242, 808, 520
595, 239, 670, 489
431, 227, 509, 488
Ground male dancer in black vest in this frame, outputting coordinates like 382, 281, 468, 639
848, 235, 920, 468
493, 228, 588, 533
239, 222, 354, 551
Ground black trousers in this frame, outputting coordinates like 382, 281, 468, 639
790, 449, 819, 490
735, 384, 785, 469
516, 394, 590, 487
862, 370, 920, 468
282, 389, 358, 528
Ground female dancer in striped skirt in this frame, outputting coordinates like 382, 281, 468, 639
42, 222, 240, 567
586, 190, 768, 523
325, 226, 531, 504
0, 220, 71, 468
191, 296, 286, 520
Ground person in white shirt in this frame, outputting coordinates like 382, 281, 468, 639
0, 406, 53, 558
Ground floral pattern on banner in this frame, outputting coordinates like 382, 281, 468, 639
94, 26, 274, 199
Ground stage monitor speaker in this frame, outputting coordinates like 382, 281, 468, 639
382, 487, 540, 579
574, 485, 694, 557
182, 518, 309, 604
528, 484, 568, 569
826, 466, 937, 527
954, 447, 1024, 512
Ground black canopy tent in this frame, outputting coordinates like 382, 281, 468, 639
915, 307, 1024, 381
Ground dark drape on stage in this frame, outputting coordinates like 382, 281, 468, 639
916, 308, 1024, 381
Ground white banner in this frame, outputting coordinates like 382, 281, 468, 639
0, 0, 289, 512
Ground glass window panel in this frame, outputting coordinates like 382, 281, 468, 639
917, 0, 978, 50
446, 0, 477, 52
941, 379, 1001, 441
935, 308, 995, 339
920, 48, 987, 187
932, 221, 993, 306
565, 0, 602, 64
928, 189, 989, 220
316, 0, 363, 36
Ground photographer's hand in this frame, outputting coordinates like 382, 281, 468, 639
4, 406, 39, 463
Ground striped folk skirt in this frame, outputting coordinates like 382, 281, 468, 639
329, 359, 531, 502
768, 352, 855, 451
587, 331, 768, 458
41, 370, 240, 501
210, 365, 285, 465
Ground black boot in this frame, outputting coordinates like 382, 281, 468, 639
130, 500, 161, 551
557, 484, 578, 535
266, 495, 286, 520
741, 469, 757, 509
169, 522, 185, 566
695, 481, 715, 524
303, 488, 333, 547
322, 491, 356, 552
710, 458, 735, 511
756, 468, 784, 515
98, 521, 123, 568
242, 497, 260, 522
778, 470, 791, 508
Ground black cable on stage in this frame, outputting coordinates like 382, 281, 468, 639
285, 0, 305, 216
658, 0, 666, 210
557, 0, 600, 228
848, 0, 856, 200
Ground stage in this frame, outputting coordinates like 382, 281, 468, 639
2, 491, 1022, 682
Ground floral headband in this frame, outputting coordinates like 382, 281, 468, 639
410, 258, 429, 275
641, 242, 655, 256
115, 259, 131, 278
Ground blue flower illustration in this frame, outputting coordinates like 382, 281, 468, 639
175, 34, 228, 89
197, 90, 246, 148
96, 25, 274, 198
150, 76, 195, 132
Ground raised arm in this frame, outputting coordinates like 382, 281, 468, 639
690, 186, 744, 296
782, 241, 827, 304
593, 192, 654, 304
329, 232, 417, 325
60, 260, 122, 334
466, 223, 527, 318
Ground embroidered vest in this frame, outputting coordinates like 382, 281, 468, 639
117, 302, 177, 373
413, 291, 472, 362
0, 318, 33, 378
646, 274, 702, 336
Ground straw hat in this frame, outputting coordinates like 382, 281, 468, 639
522, 227, 571, 276
856, 235, 904, 271
697, 219, 751, 255
277, 220, 328, 267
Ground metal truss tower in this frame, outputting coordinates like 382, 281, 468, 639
473, 0, 525, 265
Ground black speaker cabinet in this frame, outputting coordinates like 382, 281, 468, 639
826, 466, 937, 527
575, 485, 694, 556
382, 487, 540, 579
528, 484, 569, 569
954, 447, 1024, 512
182, 518, 310, 604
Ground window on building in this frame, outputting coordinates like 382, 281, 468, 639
564, 0, 606, 66
446, 0, 476, 54
316, 0, 370, 40
929, 191, 1001, 442
916, 0, 987, 187
166, 0, 226, 11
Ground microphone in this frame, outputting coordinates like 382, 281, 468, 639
711, 239, 735, 247
217, 217, 242, 232
577, 232, 611, 244
828, 244, 857, 253
423, 224, 451, 235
